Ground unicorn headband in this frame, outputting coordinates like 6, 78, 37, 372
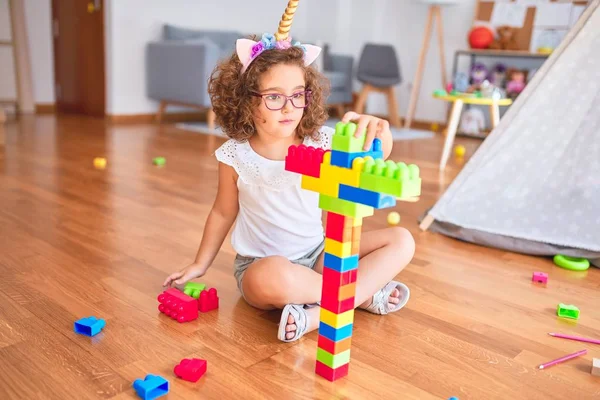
236, 0, 321, 74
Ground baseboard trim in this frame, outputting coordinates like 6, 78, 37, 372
107, 111, 207, 124
35, 103, 56, 114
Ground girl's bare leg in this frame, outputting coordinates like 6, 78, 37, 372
241, 227, 415, 340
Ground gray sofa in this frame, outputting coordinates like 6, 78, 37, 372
146, 24, 354, 127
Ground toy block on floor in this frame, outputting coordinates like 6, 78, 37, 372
339, 184, 396, 209
320, 282, 357, 302
318, 335, 352, 355
532, 272, 548, 284
285, 144, 327, 177
323, 253, 359, 273
320, 293, 354, 314
174, 358, 207, 382
74, 316, 106, 337
332, 121, 367, 153
183, 282, 206, 299
157, 288, 198, 323
320, 308, 354, 328
359, 157, 421, 198
199, 288, 219, 313
557, 303, 579, 319
330, 138, 383, 168
315, 360, 349, 382
322, 266, 358, 286
592, 358, 600, 376
133, 374, 169, 400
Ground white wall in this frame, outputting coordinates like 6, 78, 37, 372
105, 0, 477, 122
0, 0, 54, 105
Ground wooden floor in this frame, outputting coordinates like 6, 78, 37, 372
0, 115, 599, 400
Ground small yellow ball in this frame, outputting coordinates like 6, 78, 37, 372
454, 145, 466, 157
431, 122, 439, 132
94, 157, 107, 169
387, 211, 401, 226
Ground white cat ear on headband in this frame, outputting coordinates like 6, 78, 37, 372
236, 38, 322, 74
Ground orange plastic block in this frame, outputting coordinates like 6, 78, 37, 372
351, 225, 361, 254
318, 335, 352, 355
322, 282, 356, 302
285, 145, 327, 178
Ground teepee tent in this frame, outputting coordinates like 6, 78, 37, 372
420, 0, 600, 267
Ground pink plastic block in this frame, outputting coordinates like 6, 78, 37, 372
174, 358, 207, 382
532, 272, 548, 284
157, 288, 198, 323
285, 145, 327, 178
199, 288, 219, 313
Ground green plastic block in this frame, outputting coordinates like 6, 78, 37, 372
319, 194, 374, 218
153, 157, 166, 166
358, 157, 421, 198
316, 348, 351, 369
183, 282, 206, 299
557, 303, 579, 319
332, 122, 367, 153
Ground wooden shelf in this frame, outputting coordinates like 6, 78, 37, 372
456, 49, 551, 58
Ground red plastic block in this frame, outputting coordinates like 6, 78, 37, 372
199, 288, 219, 313
158, 288, 198, 323
174, 358, 207, 382
321, 292, 354, 314
322, 267, 358, 288
315, 360, 349, 381
318, 335, 352, 355
325, 212, 354, 242
285, 145, 327, 178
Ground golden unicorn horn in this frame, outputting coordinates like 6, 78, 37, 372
275, 0, 299, 41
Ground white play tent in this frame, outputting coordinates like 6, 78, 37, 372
420, 0, 600, 267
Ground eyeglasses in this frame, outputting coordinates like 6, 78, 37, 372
251, 90, 312, 111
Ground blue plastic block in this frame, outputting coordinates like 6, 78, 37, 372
319, 321, 354, 342
338, 184, 396, 209
133, 374, 169, 400
323, 253, 359, 273
330, 138, 383, 169
448, 397, 459, 400
74, 316, 106, 337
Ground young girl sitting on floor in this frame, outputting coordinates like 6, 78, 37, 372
163, 9, 415, 342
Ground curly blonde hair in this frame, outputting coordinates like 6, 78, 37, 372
208, 44, 330, 142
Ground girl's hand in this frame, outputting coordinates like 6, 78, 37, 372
341, 111, 391, 152
163, 263, 207, 287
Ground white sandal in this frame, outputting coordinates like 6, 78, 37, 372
277, 304, 310, 342
363, 281, 410, 315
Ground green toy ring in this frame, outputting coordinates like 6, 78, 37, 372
553, 255, 590, 271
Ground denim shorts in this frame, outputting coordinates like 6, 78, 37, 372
233, 239, 325, 302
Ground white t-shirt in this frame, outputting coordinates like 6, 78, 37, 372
214, 126, 334, 260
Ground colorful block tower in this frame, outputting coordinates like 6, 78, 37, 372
285, 122, 421, 381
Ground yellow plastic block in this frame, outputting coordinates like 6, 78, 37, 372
352, 217, 363, 227
320, 308, 355, 329
325, 238, 353, 258
320, 152, 364, 188
301, 175, 339, 197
